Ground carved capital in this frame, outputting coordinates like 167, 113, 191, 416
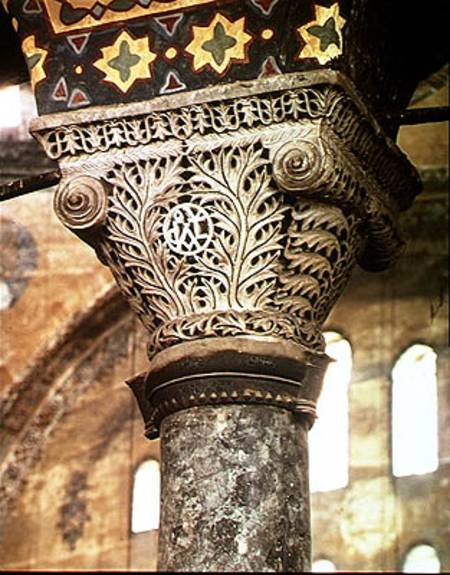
55, 175, 108, 231
272, 138, 334, 193
54, 175, 108, 252
32, 71, 421, 436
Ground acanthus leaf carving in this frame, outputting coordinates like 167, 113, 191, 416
40, 74, 420, 364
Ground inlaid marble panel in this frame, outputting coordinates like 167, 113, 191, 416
2, 0, 350, 114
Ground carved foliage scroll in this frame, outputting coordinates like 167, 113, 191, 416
94, 127, 364, 357
46, 80, 420, 359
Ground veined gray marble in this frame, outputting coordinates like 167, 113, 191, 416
158, 405, 310, 572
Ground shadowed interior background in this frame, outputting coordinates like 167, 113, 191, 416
0, 3, 448, 570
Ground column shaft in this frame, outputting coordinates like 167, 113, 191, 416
158, 404, 310, 572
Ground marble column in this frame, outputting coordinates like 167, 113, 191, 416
31, 72, 419, 572
159, 405, 310, 572
1, 0, 443, 571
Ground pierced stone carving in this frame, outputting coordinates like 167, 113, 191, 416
163, 203, 213, 256
32, 71, 421, 435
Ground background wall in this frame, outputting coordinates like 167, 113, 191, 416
0, 80, 448, 571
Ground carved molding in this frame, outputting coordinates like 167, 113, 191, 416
127, 336, 328, 439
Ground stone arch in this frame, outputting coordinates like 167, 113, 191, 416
0, 286, 141, 517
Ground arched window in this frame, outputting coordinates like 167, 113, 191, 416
402, 543, 440, 573
392, 344, 439, 477
0, 85, 22, 128
312, 558, 337, 572
309, 331, 352, 492
131, 459, 161, 533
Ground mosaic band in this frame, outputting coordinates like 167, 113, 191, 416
3, 0, 351, 113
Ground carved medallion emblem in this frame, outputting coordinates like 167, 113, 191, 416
163, 204, 213, 256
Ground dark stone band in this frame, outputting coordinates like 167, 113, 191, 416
128, 344, 328, 439
148, 347, 327, 387
145, 373, 319, 439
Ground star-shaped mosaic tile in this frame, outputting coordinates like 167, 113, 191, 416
297, 2, 346, 65
94, 30, 157, 93
186, 13, 252, 74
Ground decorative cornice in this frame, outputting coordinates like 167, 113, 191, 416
30, 71, 354, 129
32, 73, 420, 213
128, 336, 329, 439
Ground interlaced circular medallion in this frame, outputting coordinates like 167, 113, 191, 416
163, 203, 213, 256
